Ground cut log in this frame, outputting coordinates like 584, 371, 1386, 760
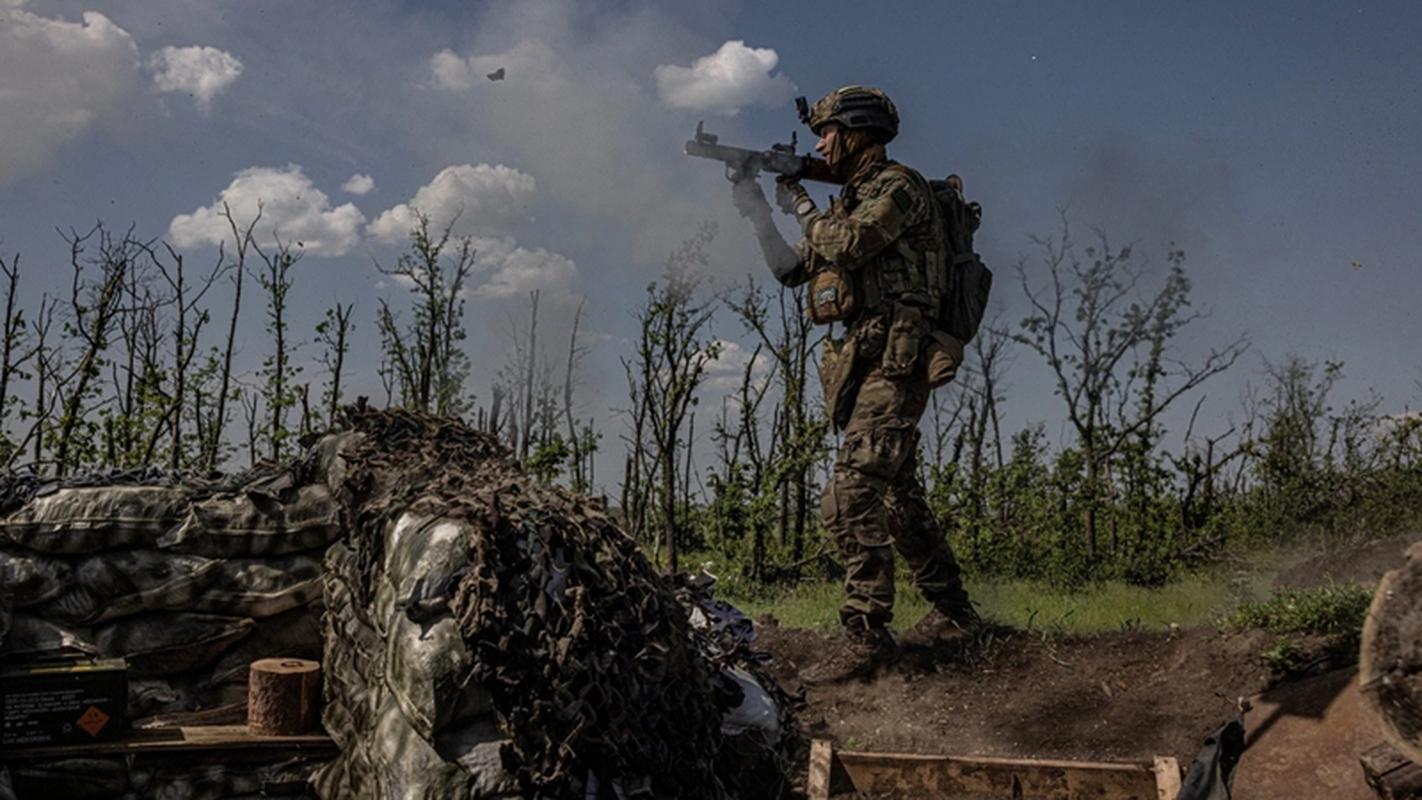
1361, 542, 1422, 765
1360, 741, 1422, 799
247, 658, 321, 736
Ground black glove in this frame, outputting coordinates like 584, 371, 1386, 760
731, 178, 772, 220
775, 176, 814, 218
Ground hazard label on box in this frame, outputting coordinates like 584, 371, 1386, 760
76, 705, 111, 737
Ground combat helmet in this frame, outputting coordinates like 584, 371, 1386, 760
802, 86, 899, 143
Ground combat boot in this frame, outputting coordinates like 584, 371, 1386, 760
902, 603, 981, 647
799, 619, 898, 686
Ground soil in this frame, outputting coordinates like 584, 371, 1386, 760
757, 619, 1275, 766
751, 533, 1422, 796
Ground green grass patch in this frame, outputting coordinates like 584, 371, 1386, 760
711, 571, 1269, 634
1220, 584, 1373, 636
693, 542, 1367, 636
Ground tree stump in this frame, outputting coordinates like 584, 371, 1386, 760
247, 658, 321, 736
1361, 542, 1422, 765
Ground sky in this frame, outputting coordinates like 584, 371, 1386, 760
2, 0, 1420, 488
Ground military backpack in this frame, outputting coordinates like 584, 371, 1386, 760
925, 173, 992, 345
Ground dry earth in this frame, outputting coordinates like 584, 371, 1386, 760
752, 532, 1422, 797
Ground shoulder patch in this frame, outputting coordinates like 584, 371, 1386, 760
890, 187, 913, 212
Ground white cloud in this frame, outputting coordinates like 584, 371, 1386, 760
653, 40, 795, 116
470, 237, 578, 301
705, 340, 772, 391
343, 173, 375, 195
367, 164, 536, 244
148, 45, 243, 114
0, 7, 145, 184
168, 164, 366, 256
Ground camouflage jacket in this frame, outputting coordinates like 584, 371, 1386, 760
781, 160, 945, 320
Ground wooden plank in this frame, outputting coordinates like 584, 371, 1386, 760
1152, 756, 1182, 800
832, 748, 1163, 799
0, 725, 336, 761
1360, 741, 1422, 799
807, 739, 834, 800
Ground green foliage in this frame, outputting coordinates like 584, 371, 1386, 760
1220, 583, 1373, 673
1221, 584, 1373, 637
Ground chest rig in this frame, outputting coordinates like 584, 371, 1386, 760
828, 163, 944, 323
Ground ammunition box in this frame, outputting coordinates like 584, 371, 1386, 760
1, 657, 127, 748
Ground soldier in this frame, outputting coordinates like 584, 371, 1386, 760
731, 86, 978, 685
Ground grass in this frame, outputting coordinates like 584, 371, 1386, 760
709, 552, 1312, 634
698, 540, 1362, 636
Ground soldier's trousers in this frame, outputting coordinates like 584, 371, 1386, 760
821, 366, 971, 630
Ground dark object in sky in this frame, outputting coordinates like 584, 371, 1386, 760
487, 67, 505, 81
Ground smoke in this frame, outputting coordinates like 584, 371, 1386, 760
0, 7, 146, 185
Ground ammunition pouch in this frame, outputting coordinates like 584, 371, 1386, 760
881, 303, 927, 379
923, 329, 965, 389
818, 334, 859, 429
807, 268, 857, 325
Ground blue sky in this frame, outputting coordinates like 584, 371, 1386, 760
2, 1, 1419, 485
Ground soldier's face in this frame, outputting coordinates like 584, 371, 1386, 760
815, 123, 842, 161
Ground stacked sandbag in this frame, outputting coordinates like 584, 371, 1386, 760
0, 468, 336, 726
0, 466, 338, 800
315, 406, 802, 800
311, 515, 516, 799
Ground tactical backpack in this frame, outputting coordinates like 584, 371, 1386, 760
927, 174, 992, 345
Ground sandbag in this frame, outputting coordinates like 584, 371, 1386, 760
367, 695, 474, 800
6, 758, 128, 800
94, 613, 254, 677
129, 758, 323, 800
321, 544, 381, 746
35, 551, 222, 626
0, 551, 73, 608
315, 431, 364, 495
382, 587, 490, 739
190, 553, 323, 617
159, 483, 341, 558
432, 716, 520, 799
0, 486, 190, 553
129, 763, 261, 800
1, 614, 95, 658
208, 605, 323, 686
384, 514, 473, 599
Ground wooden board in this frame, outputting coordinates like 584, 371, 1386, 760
1360, 741, 1422, 799
807, 739, 1179, 800
0, 725, 336, 761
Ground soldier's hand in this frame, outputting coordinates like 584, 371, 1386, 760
775, 176, 814, 218
731, 178, 771, 220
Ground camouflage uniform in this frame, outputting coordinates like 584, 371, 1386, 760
785, 160, 974, 632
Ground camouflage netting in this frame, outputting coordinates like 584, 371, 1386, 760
327, 405, 803, 799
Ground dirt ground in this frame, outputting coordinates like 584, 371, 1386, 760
752, 533, 1422, 796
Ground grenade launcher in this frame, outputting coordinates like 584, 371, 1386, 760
684, 115, 841, 185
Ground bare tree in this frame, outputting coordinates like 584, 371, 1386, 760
622, 224, 722, 573
316, 301, 356, 426
252, 235, 303, 461
0, 251, 33, 460
376, 211, 474, 417
52, 224, 135, 475
1015, 215, 1248, 557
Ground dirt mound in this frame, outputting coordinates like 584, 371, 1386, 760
755, 616, 1277, 765
1274, 532, 1422, 591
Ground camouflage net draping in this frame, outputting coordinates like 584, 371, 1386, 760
334, 405, 797, 799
